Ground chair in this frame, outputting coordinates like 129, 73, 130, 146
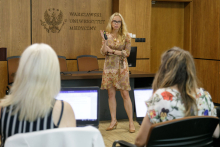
5, 126, 105, 147
213, 106, 220, 146
112, 116, 219, 147
58, 56, 68, 72
0, 47, 7, 61
7, 56, 20, 85
6, 56, 20, 94
77, 55, 99, 71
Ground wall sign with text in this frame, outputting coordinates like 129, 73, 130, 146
40, 8, 106, 33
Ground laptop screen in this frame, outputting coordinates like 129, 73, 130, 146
55, 87, 99, 127
134, 88, 153, 118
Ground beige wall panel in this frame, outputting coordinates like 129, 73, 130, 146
151, 2, 184, 73
0, 0, 31, 57
66, 60, 78, 71
192, 0, 219, 59
118, 0, 151, 59
129, 59, 150, 72
90, 1, 112, 57
194, 59, 218, 103
32, 0, 112, 59
0, 61, 8, 99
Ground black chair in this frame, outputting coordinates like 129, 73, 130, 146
112, 116, 219, 147
76, 55, 99, 71
213, 106, 220, 146
58, 56, 68, 72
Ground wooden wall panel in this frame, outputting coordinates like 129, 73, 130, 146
183, 2, 192, 52
150, 2, 185, 73
116, 0, 151, 59
0, 61, 8, 99
194, 59, 218, 103
32, 0, 112, 59
0, 0, 31, 57
218, 62, 220, 104
192, 0, 219, 59
129, 59, 150, 72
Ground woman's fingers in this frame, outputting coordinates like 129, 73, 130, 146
100, 30, 105, 39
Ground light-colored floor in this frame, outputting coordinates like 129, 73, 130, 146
98, 120, 140, 147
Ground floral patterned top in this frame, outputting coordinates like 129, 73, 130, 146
100, 32, 131, 90
146, 88, 216, 124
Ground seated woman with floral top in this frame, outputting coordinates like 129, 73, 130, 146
135, 47, 219, 147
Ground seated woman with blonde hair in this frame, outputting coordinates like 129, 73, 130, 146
135, 47, 219, 146
0, 43, 76, 146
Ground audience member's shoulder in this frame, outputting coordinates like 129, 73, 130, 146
153, 88, 170, 94
196, 87, 211, 98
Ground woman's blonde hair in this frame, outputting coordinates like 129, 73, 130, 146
152, 47, 198, 116
106, 12, 128, 38
0, 43, 60, 121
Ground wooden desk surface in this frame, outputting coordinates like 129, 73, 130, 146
61, 70, 155, 80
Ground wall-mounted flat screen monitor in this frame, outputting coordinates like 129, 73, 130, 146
127, 46, 137, 67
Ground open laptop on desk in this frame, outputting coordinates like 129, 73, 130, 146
55, 87, 100, 128
134, 88, 153, 125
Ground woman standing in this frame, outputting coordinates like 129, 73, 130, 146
100, 12, 135, 133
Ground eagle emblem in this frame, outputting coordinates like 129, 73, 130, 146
40, 8, 67, 33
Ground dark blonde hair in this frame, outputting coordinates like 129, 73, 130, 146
106, 12, 128, 41
152, 47, 198, 116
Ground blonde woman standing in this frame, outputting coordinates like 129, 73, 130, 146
100, 12, 135, 133
0, 43, 76, 146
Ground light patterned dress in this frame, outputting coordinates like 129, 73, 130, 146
100, 32, 131, 91
146, 88, 216, 124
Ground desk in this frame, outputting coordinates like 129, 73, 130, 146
61, 71, 155, 121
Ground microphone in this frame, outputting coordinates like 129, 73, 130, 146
104, 31, 108, 40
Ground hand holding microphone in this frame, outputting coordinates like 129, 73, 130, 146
100, 30, 108, 40
103, 31, 108, 40
100, 30, 109, 55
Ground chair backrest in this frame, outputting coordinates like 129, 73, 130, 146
7, 56, 20, 84
146, 116, 219, 147
0, 48, 7, 61
58, 56, 68, 72
77, 55, 99, 71
5, 126, 105, 147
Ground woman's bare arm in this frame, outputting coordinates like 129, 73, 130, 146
135, 114, 152, 147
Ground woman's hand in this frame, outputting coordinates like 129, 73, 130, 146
100, 30, 105, 41
106, 46, 112, 53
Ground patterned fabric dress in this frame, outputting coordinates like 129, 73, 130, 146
146, 88, 216, 124
100, 32, 131, 91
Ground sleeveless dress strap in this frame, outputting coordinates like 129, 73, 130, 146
57, 100, 64, 127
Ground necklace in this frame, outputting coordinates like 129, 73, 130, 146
112, 34, 118, 42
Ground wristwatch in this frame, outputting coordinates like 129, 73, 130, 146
112, 50, 115, 54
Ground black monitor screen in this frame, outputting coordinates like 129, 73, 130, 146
127, 46, 137, 67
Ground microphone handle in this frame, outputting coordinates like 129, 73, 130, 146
104, 31, 108, 40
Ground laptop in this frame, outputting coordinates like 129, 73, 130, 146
55, 86, 100, 128
134, 88, 153, 125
